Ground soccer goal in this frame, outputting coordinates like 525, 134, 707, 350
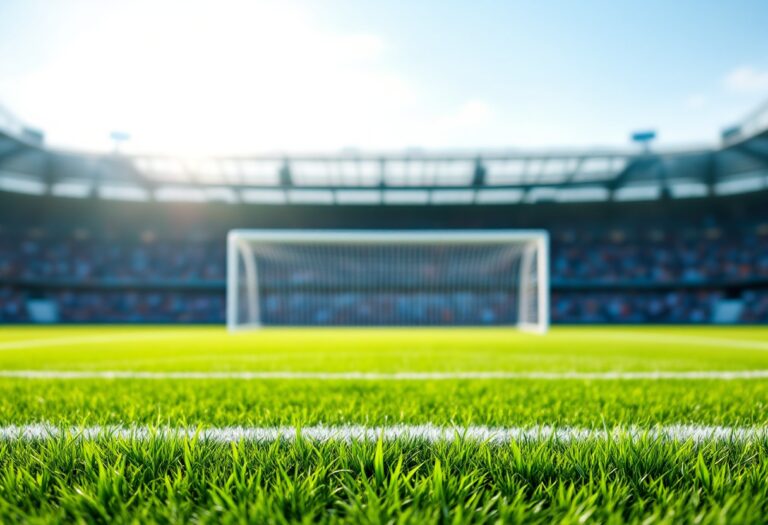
227, 230, 549, 333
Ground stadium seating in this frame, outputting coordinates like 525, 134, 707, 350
2, 211, 767, 324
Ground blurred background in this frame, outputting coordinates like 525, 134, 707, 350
0, 0, 766, 325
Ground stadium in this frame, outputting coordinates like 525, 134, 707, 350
2, 1, 768, 522
2, 105, 768, 327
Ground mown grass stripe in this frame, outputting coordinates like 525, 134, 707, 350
1, 424, 767, 443
580, 330, 768, 351
2, 329, 768, 353
0, 332, 185, 352
2, 370, 768, 380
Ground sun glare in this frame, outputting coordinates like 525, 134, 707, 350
9, 0, 425, 154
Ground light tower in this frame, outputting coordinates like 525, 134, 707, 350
631, 130, 656, 154
110, 131, 131, 154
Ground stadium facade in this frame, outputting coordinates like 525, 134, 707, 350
1, 103, 767, 325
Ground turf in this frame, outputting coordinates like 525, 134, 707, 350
1, 325, 768, 523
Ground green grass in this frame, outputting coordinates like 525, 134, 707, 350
3, 326, 768, 372
2, 325, 768, 523
3, 379, 768, 427
4, 435, 768, 523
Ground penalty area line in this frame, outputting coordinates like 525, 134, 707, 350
2, 370, 768, 380
1, 424, 767, 443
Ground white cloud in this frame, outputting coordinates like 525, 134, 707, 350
724, 66, 768, 94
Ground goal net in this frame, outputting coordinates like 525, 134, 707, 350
227, 230, 549, 332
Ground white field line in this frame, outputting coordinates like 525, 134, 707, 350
2, 370, 768, 380
0, 424, 767, 444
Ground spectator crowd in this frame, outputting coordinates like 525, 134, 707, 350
2, 227, 767, 285
1, 223, 767, 324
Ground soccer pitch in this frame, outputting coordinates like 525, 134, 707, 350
1, 326, 768, 523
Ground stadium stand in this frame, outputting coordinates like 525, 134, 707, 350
1, 191, 767, 324
1, 101, 767, 325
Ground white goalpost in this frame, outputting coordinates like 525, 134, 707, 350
227, 230, 549, 333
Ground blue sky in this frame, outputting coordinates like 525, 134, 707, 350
0, 0, 766, 154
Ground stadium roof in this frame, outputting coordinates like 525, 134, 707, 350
1, 104, 767, 206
